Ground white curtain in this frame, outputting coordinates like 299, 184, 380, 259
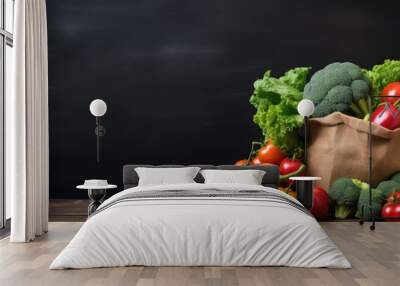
8, 0, 49, 242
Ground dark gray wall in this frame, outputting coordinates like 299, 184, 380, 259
47, 0, 400, 198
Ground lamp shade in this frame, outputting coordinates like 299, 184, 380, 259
89, 99, 107, 117
297, 99, 315, 117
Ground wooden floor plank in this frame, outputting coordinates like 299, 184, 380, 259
0, 222, 399, 286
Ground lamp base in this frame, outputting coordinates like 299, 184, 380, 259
296, 180, 313, 209
95, 125, 106, 136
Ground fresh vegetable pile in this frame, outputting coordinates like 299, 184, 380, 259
328, 172, 400, 220
241, 59, 400, 157
233, 59, 400, 221
234, 67, 311, 202
302, 60, 400, 130
242, 59, 400, 163
235, 140, 306, 201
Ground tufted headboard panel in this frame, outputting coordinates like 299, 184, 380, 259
123, 164, 279, 189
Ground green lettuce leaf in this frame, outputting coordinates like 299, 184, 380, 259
363, 59, 400, 96
250, 67, 311, 157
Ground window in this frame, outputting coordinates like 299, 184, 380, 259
0, 0, 13, 229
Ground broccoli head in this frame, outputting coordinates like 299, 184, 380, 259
355, 188, 384, 221
390, 172, 400, 184
303, 62, 371, 118
376, 180, 400, 198
328, 178, 361, 219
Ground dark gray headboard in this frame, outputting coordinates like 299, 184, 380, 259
123, 164, 280, 189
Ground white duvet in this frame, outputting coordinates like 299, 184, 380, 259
50, 183, 351, 269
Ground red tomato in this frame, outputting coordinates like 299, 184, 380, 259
381, 82, 400, 103
310, 186, 330, 220
235, 159, 249, 166
257, 142, 285, 165
381, 202, 400, 221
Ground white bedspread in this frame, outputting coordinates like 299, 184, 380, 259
50, 183, 351, 269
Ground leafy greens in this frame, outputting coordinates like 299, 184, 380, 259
250, 67, 311, 157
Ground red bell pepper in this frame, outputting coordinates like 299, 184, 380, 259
371, 101, 400, 130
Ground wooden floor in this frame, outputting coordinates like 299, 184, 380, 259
49, 199, 89, 222
1, 222, 400, 286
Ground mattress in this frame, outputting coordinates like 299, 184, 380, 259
50, 183, 350, 269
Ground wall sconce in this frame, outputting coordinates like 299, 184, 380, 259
89, 99, 107, 163
297, 99, 315, 165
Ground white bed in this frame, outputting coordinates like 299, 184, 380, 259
50, 183, 350, 269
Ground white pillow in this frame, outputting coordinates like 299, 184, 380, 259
135, 167, 201, 186
200, 169, 266, 185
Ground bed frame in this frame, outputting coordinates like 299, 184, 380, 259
123, 164, 280, 190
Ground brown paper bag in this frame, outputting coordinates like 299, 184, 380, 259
308, 112, 400, 190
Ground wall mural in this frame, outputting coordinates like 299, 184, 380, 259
47, 0, 400, 201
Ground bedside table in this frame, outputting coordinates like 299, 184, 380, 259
76, 183, 117, 216
289, 176, 321, 209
